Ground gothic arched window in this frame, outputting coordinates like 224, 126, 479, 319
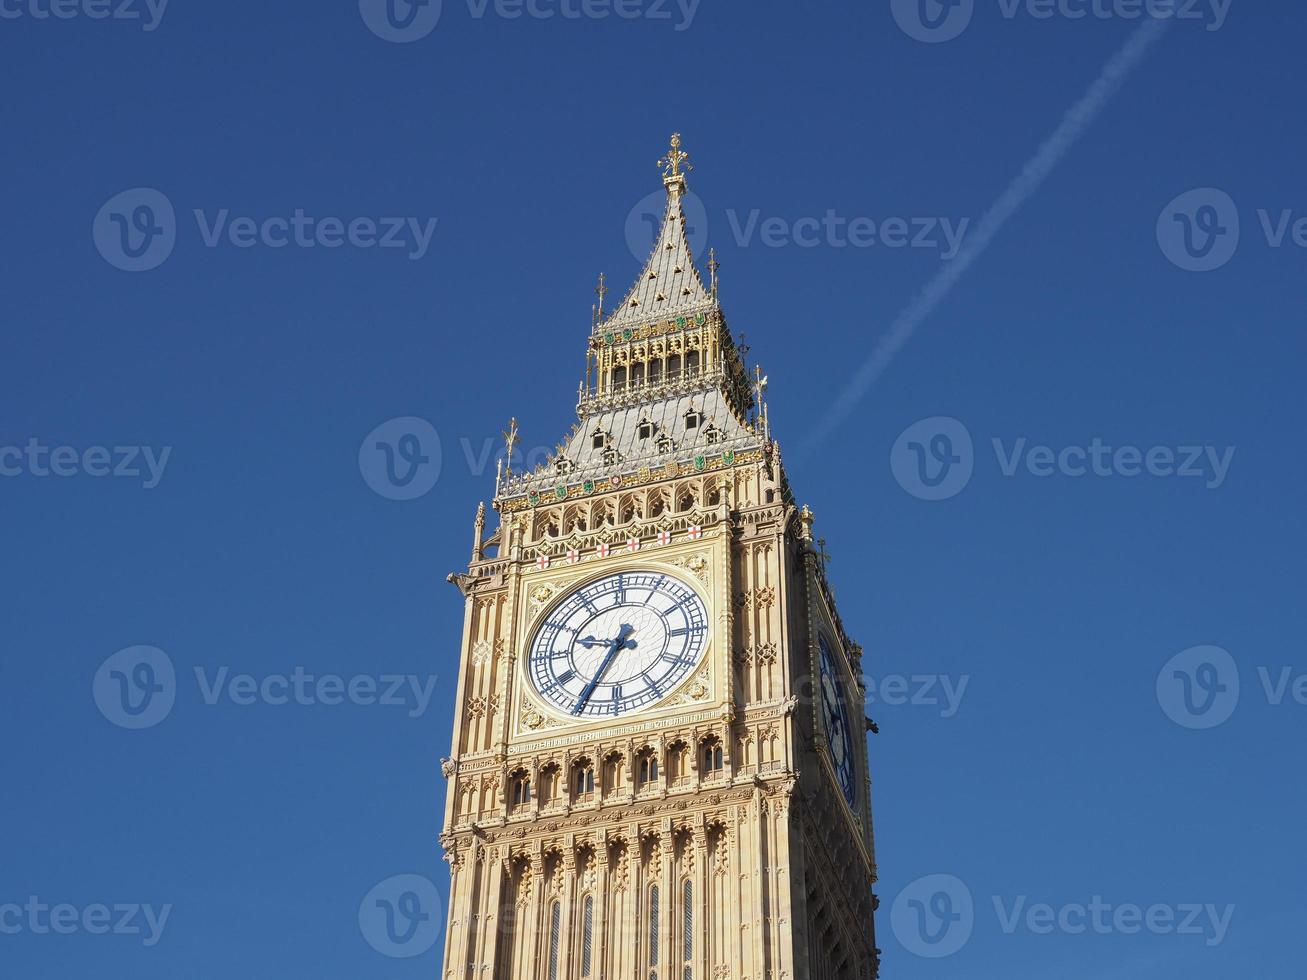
581, 895, 594, 977
667, 741, 688, 786
538, 764, 559, 806
573, 760, 596, 800
547, 901, 561, 980
509, 771, 532, 811
602, 752, 625, 795
701, 738, 723, 774
682, 879, 693, 980
649, 884, 660, 972
638, 750, 660, 789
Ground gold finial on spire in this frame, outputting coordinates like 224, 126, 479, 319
502, 417, 520, 477
708, 247, 720, 300
753, 364, 770, 442
595, 272, 608, 319
658, 132, 692, 193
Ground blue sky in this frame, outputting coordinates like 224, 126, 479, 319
2, 1, 1304, 977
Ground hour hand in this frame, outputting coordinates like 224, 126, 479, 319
576, 635, 609, 649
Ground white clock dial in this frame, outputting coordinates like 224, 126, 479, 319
528, 571, 708, 718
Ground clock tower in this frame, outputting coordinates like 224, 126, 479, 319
439, 135, 880, 979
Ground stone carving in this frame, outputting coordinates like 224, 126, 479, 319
522, 702, 545, 729
611, 844, 631, 892
670, 552, 710, 584
528, 583, 556, 616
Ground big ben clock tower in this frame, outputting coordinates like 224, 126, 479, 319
439, 135, 880, 979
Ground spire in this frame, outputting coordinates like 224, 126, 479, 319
600, 132, 713, 332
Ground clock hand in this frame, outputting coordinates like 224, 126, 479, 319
572, 624, 635, 715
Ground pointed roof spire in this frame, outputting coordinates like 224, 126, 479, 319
600, 132, 714, 332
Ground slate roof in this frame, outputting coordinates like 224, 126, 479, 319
599, 185, 714, 332
506, 385, 761, 498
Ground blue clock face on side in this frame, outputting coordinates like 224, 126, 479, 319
528, 571, 709, 719
818, 633, 857, 809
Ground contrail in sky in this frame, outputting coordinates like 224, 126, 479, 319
802, 16, 1171, 455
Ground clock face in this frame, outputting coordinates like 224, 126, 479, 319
528, 570, 709, 719
818, 633, 857, 809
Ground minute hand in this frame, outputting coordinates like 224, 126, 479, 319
573, 624, 634, 716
